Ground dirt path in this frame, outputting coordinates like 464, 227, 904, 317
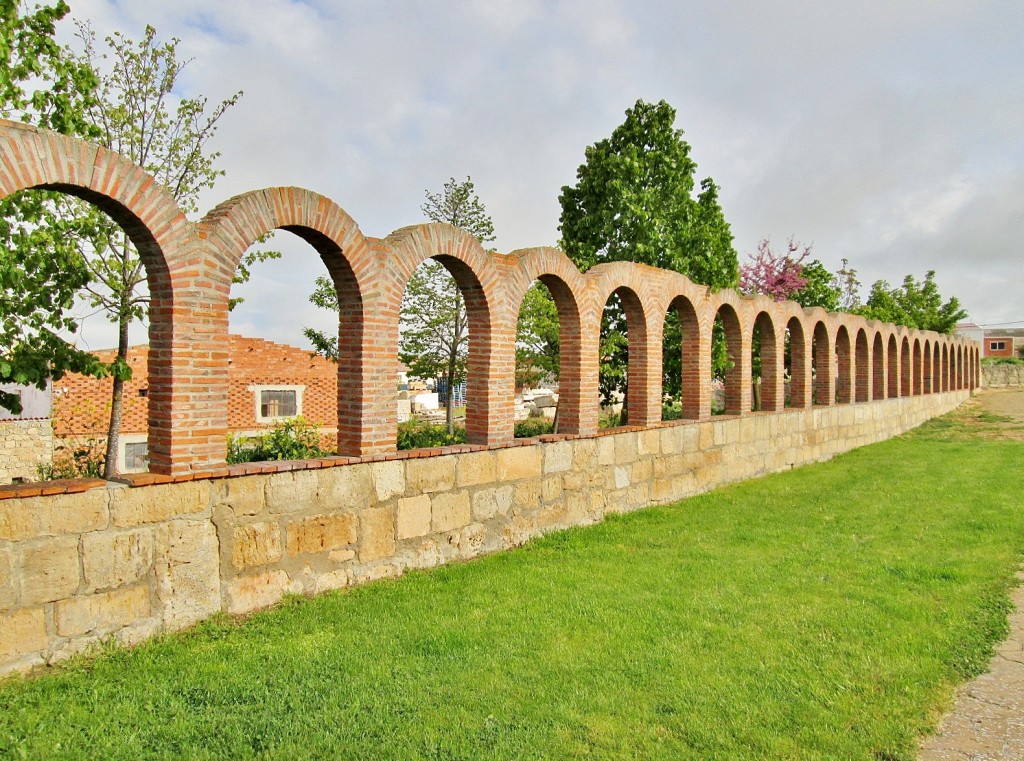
919, 389, 1024, 760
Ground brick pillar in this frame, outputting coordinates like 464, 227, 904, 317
813, 324, 834, 406
757, 316, 783, 413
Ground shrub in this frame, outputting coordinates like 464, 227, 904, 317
397, 417, 467, 450
227, 416, 330, 464
514, 417, 554, 438
37, 441, 104, 480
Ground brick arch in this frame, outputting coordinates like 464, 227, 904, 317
785, 314, 811, 409
835, 325, 853, 404
855, 328, 870, 402
812, 319, 833, 406
956, 345, 965, 389
712, 298, 746, 416
900, 336, 912, 396
0, 120, 199, 474
911, 338, 923, 395
940, 344, 949, 392
198, 187, 380, 456
664, 294, 706, 420
584, 261, 665, 427
933, 341, 942, 394
752, 310, 781, 411
887, 334, 899, 398
872, 332, 886, 400
922, 339, 933, 393
506, 247, 590, 434
383, 223, 506, 444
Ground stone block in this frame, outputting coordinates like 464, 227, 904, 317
572, 439, 597, 470
82, 529, 155, 592
614, 433, 639, 464
406, 456, 456, 494
112, 481, 208, 527
55, 585, 151, 638
154, 520, 220, 629
0, 490, 108, 541
457, 522, 487, 557
397, 495, 431, 540
20, 536, 80, 605
226, 569, 294, 615
613, 466, 631, 490
637, 429, 660, 456
632, 459, 653, 483
319, 463, 373, 510
232, 521, 283, 569
497, 447, 542, 481
0, 546, 15, 609
543, 441, 573, 474
541, 476, 563, 503
472, 485, 514, 521
359, 507, 396, 562
456, 451, 496, 487
597, 437, 615, 466
213, 476, 265, 516
514, 480, 542, 511
431, 491, 471, 533
328, 548, 355, 563
286, 513, 356, 556
371, 461, 405, 502
0, 607, 47, 663
266, 470, 319, 514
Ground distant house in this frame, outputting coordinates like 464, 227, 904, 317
956, 323, 1023, 359
0, 382, 54, 484
54, 335, 343, 473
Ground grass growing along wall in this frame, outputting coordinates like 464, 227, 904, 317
1, 405, 1021, 760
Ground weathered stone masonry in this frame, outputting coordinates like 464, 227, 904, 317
0, 120, 980, 674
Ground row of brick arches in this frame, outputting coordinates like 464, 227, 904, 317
0, 120, 979, 474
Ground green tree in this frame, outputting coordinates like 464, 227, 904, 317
421, 176, 496, 246
860, 271, 967, 334
398, 259, 468, 433
558, 99, 739, 412
515, 280, 560, 388
303, 177, 495, 435
791, 259, 842, 310
402, 177, 495, 433
0, 0, 125, 415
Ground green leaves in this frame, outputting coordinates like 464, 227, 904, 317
860, 271, 967, 334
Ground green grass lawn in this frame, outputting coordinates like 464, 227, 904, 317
1, 408, 1022, 760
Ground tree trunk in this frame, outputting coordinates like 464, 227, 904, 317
103, 315, 130, 479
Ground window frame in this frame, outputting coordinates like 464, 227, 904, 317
248, 384, 305, 424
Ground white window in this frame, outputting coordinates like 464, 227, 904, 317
118, 435, 149, 473
248, 385, 305, 423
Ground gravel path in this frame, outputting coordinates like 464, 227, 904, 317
919, 389, 1024, 760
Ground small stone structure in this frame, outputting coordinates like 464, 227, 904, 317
982, 364, 1024, 388
0, 420, 52, 484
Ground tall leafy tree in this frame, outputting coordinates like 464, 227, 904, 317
791, 259, 842, 311
0, 0, 120, 415
67, 22, 277, 477
558, 99, 738, 411
860, 271, 967, 334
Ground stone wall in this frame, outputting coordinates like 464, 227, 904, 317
982, 365, 1024, 388
0, 389, 969, 675
0, 420, 51, 485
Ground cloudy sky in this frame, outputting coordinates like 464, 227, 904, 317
56, 0, 1023, 350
